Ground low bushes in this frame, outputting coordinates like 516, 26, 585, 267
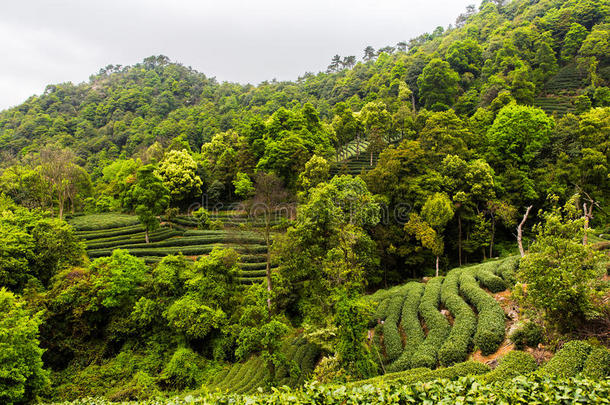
352, 361, 489, 387
386, 283, 425, 372
69, 214, 140, 231
473, 262, 507, 293
539, 340, 592, 378
88, 244, 268, 258
509, 321, 543, 350
382, 286, 409, 363
460, 271, 505, 355
410, 277, 451, 369
479, 350, 538, 383
438, 269, 476, 366
495, 256, 519, 284
76, 224, 144, 240
581, 347, 610, 379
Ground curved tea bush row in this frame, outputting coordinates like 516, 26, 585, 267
238, 277, 267, 285
105, 235, 265, 250
69, 213, 141, 231
410, 277, 451, 369
459, 271, 505, 355
351, 361, 490, 387
88, 243, 268, 258
386, 282, 424, 373
581, 347, 610, 379
479, 350, 538, 383
438, 269, 476, 366
539, 340, 592, 378
76, 224, 144, 240
473, 262, 507, 293
86, 229, 183, 250
495, 256, 519, 284
382, 285, 410, 363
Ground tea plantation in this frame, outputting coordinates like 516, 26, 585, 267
70, 212, 284, 285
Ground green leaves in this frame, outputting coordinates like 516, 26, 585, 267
0, 289, 49, 404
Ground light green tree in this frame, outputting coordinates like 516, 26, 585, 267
0, 288, 49, 404
405, 192, 454, 276
517, 195, 607, 331
124, 165, 170, 243
156, 149, 203, 206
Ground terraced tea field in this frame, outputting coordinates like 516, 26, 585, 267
367, 257, 519, 372
209, 337, 320, 394
70, 212, 286, 285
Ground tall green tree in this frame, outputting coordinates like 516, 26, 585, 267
124, 165, 170, 243
0, 289, 49, 404
405, 192, 454, 276
417, 58, 460, 110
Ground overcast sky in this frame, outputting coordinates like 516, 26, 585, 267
0, 0, 479, 111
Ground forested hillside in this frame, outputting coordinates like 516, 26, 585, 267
0, 0, 609, 403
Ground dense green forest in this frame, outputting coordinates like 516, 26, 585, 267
0, 0, 609, 403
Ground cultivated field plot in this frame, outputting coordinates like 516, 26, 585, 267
367, 257, 520, 373
70, 212, 283, 285
208, 337, 320, 394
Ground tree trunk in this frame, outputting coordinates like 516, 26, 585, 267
517, 205, 533, 258
458, 215, 462, 266
145, 228, 150, 244
58, 189, 65, 220
583, 203, 593, 246
435, 256, 439, 277
370, 149, 373, 166
489, 216, 495, 258
356, 133, 360, 156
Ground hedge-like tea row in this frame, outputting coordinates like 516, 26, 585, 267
539, 340, 592, 378
581, 347, 610, 379
410, 277, 451, 369
239, 254, 268, 263
352, 361, 490, 387
438, 269, 476, 366
101, 234, 265, 250
88, 244, 268, 258
495, 256, 520, 284
238, 277, 267, 285
382, 285, 410, 363
473, 262, 507, 293
76, 224, 144, 240
459, 271, 505, 355
386, 282, 425, 373
479, 350, 538, 383
239, 270, 268, 278
69, 213, 141, 231
86, 229, 182, 250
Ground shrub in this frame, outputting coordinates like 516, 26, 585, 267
438, 269, 476, 366
194, 208, 210, 229
352, 361, 490, 387
539, 340, 592, 378
479, 350, 538, 383
460, 271, 505, 355
411, 277, 451, 369
382, 287, 408, 363
209, 219, 224, 230
161, 347, 204, 389
495, 256, 519, 284
509, 321, 543, 350
474, 262, 507, 293
0, 289, 49, 404
581, 347, 610, 379
386, 283, 425, 372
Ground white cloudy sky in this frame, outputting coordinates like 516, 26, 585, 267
0, 0, 479, 110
